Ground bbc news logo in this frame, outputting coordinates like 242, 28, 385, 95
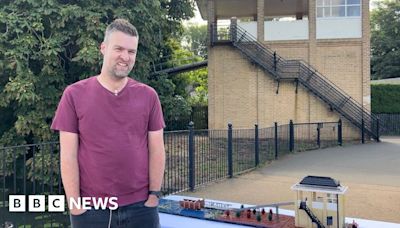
9, 195, 118, 212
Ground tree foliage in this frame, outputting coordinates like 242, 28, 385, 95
153, 37, 207, 131
0, 0, 194, 146
182, 24, 207, 56
371, 0, 400, 79
181, 24, 208, 105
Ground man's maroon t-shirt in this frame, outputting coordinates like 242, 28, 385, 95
51, 76, 165, 207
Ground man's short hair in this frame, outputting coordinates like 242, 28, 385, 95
104, 19, 138, 42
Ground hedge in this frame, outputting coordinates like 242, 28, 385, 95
371, 84, 400, 113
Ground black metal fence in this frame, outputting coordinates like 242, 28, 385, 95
161, 120, 354, 195
1, 143, 66, 227
165, 105, 208, 131
1, 119, 361, 226
376, 113, 400, 135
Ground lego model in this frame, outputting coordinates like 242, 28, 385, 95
160, 176, 353, 228
179, 198, 205, 210
217, 207, 295, 228
159, 198, 295, 227
291, 176, 348, 228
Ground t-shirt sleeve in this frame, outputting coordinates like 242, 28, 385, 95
50, 86, 79, 133
148, 90, 165, 131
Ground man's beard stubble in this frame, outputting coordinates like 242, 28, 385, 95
110, 65, 133, 78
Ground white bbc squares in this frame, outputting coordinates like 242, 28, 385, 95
9, 195, 66, 212
9, 195, 25, 212
29, 195, 45, 212
48, 195, 65, 212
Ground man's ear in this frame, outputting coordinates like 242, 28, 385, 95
100, 42, 106, 55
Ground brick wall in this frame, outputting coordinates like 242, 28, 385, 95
206, 0, 370, 139
208, 42, 363, 140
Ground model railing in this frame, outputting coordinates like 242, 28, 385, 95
210, 23, 380, 141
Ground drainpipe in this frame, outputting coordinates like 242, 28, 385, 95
337, 194, 339, 228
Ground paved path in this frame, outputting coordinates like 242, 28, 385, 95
258, 136, 400, 186
181, 137, 400, 223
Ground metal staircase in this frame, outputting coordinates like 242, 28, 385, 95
211, 23, 380, 141
299, 201, 325, 228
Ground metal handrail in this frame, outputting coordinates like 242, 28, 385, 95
211, 23, 379, 139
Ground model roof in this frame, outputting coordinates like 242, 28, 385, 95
299, 176, 340, 188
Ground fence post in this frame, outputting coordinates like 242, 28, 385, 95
289, 120, 294, 152
228, 123, 233, 178
255, 124, 259, 167
274, 122, 278, 160
361, 118, 365, 144
317, 123, 321, 148
211, 23, 215, 45
230, 17, 237, 42
338, 119, 342, 146
188, 121, 195, 191
376, 118, 380, 142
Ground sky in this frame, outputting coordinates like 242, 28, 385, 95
183, 4, 206, 26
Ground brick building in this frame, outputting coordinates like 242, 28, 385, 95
195, 0, 378, 140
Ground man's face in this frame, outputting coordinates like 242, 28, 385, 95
100, 31, 138, 78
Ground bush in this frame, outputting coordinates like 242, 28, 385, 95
371, 84, 400, 113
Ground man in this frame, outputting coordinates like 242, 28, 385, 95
51, 19, 165, 228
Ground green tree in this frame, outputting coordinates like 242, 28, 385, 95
167, 38, 208, 106
152, 38, 207, 130
182, 24, 207, 56
0, 0, 195, 181
180, 24, 208, 105
0, 0, 195, 146
186, 68, 208, 105
371, 0, 400, 79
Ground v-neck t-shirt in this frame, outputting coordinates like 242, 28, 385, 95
51, 76, 165, 207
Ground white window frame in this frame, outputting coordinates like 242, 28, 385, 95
326, 193, 338, 203
316, 0, 361, 18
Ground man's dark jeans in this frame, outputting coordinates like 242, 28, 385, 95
70, 201, 160, 228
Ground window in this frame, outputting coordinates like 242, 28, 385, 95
327, 193, 338, 203
313, 192, 324, 202
327, 216, 333, 225
317, 0, 361, 18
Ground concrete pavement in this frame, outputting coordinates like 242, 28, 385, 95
181, 137, 400, 223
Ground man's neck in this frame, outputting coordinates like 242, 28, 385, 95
97, 73, 129, 94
